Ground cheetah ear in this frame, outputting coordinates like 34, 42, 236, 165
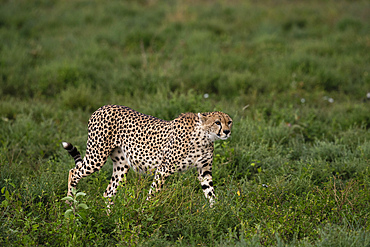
198, 113, 202, 123
198, 113, 208, 124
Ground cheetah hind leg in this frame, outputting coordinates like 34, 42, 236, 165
62, 142, 84, 205
62, 141, 109, 204
104, 147, 130, 208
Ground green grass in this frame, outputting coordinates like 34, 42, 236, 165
0, 0, 369, 246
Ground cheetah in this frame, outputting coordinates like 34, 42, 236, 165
62, 105, 232, 206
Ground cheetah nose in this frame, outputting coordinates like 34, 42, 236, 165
223, 130, 230, 135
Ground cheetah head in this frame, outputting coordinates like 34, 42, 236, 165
198, 112, 233, 142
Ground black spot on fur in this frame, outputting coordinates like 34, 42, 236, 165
202, 171, 212, 177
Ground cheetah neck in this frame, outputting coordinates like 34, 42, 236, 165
193, 123, 215, 145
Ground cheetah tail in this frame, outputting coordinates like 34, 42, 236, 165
62, 142, 83, 165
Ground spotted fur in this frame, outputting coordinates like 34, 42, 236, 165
62, 105, 232, 205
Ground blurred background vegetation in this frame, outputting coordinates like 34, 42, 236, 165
0, 0, 369, 246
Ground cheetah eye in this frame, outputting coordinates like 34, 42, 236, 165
215, 121, 221, 126
228, 121, 232, 125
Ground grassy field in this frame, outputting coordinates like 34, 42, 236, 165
1, 0, 369, 246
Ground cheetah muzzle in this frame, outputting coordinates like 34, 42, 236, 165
62, 105, 232, 207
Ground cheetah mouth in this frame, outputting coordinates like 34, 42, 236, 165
210, 132, 231, 141
218, 133, 231, 140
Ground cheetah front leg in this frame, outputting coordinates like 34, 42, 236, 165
147, 140, 175, 201
197, 159, 216, 207
146, 165, 172, 201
